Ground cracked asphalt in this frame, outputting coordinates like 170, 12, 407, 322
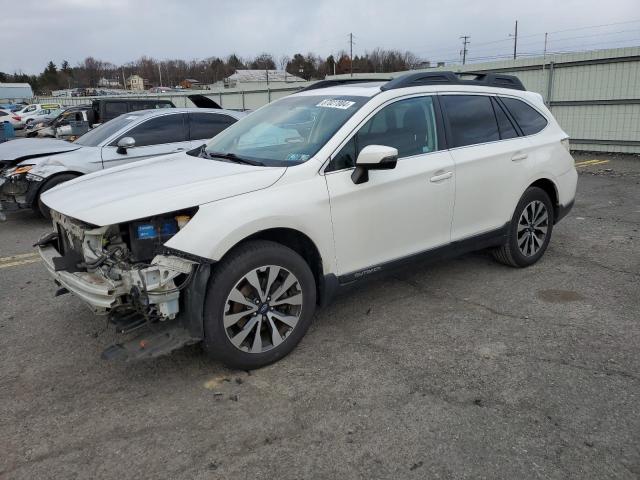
1, 152, 639, 479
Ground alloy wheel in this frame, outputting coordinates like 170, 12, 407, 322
517, 200, 549, 257
223, 265, 303, 354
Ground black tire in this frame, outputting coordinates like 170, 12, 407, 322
493, 186, 554, 268
36, 173, 79, 219
203, 240, 317, 370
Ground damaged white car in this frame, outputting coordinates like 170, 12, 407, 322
0, 108, 243, 218
37, 72, 577, 369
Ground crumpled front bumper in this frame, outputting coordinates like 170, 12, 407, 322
37, 230, 197, 317
39, 244, 124, 312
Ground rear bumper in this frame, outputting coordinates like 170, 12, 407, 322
556, 199, 574, 223
554, 166, 578, 224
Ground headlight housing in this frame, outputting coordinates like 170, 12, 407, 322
12, 165, 33, 176
123, 208, 198, 262
1, 166, 35, 195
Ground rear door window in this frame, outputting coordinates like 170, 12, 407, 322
188, 113, 237, 141
500, 97, 548, 135
441, 95, 499, 148
117, 114, 188, 147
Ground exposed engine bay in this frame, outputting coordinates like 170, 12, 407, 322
40, 209, 199, 323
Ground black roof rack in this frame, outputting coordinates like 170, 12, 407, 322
299, 78, 390, 92
380, 71, 525, 91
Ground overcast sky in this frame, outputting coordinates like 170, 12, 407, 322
1, 0, 639, 74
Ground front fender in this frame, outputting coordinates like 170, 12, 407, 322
164, 174, 337, 275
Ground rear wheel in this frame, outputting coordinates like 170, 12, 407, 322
203, 240, 316, 370
493, 187, 554, 267
36, 173, 79, 219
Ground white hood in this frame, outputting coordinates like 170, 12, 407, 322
0, 138, 80, 162
41, 152, 286, 226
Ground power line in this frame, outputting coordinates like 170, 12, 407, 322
405, 18, 640, 59
546, 18, 640, 35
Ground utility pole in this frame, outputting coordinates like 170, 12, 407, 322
158, 63, 162, 87
512, 20, 519, 59
349, 33, 354, 77
460, 36, 470, 65
121, 67, 126, 90
542, 32, 548, 73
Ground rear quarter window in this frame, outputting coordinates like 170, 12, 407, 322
500, 97, 548, 135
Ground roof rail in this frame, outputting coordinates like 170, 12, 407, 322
299, 78, 390, 92
380, 71, 526, 91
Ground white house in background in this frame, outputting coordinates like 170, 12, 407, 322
98, 77, 121, 88
220, 69, 306, 89
126, 75, 146, 91
0, 83, 34, 102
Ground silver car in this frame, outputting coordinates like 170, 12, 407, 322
0, 108, 245, 218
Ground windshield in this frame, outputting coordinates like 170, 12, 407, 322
73, 113, 143, 147
204, 95, 368, 166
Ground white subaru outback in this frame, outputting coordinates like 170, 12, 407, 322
37, 72, 577, 369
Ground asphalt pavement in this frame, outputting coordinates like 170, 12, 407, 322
1, 152, 638, 479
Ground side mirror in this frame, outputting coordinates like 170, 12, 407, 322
116, 136, 135, 154
351, 145, 398, 185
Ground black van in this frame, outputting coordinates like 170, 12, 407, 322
91, 98, 175, 124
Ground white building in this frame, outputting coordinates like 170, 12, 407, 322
98, 77, 121, 88
126, 75, 146, 91
0, 83, 33, 102
220, 70, 305, 89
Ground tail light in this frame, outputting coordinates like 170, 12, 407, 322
12, 115, 21, 121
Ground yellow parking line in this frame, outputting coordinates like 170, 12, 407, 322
0, 257, 41, 269
576, 159, 609, 167
0, 252, 40, 263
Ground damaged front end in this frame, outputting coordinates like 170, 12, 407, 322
0, 165, 42, 213
37, 208, 207, 360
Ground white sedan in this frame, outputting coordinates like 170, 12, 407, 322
13, 103, 63, 128
0, 109, 24, 129
0, 107, 245, 217
24, 108, 65, 128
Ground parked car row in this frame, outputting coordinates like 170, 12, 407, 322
0, 107, 244, 217
4, 72, 577, 369
0, 103, 27, 112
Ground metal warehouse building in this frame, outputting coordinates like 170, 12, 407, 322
0, 83, 34, 102
34, 47, 640, 153
332, 47, 640, 154
438, 47, 640, 154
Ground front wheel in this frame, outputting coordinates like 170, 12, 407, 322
203, 240, 317, 370
493, 186, 554, 267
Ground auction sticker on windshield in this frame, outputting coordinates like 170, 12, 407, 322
316, 99, 356, 109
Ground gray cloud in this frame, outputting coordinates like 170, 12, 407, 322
1, 0, 638, 74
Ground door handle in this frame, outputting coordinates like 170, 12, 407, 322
175, 147, 186, 151
430, 171, 453, 182
511, 152, 528, 161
